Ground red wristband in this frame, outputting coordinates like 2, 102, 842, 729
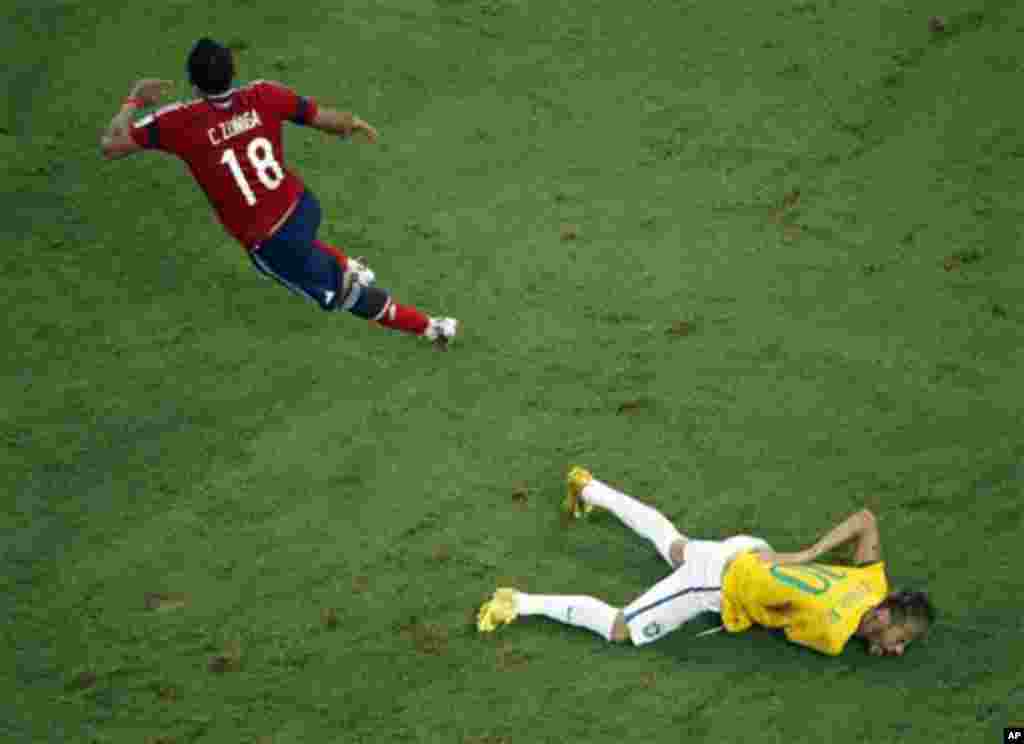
123, 96, 145, 109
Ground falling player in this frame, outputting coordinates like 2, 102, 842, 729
478, 467, 935, 657
99, 38, 457, 347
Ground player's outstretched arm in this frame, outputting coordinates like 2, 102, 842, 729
760, 509, 882, 566
804, 509, 881, 564
101, 79, 171, 159
310, 107, 379, 143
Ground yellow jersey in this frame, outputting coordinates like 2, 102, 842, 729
720, 552, 889, 656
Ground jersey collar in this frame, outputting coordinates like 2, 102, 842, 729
205, 88, 236, 110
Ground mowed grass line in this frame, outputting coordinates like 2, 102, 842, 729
4, 0, 1024, 742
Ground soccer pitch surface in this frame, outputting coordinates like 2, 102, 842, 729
5, 1, 1024, 742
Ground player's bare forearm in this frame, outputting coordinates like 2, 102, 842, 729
100, 104, 140, 159
756, 510, 880, 567
311, 107, 378, 143
757, 550, 815, 566
101, 79, 171, 159
103, 107, 135, 143
805, 509, 880, 562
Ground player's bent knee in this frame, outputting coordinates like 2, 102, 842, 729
610, 613, 631, 643
669, 538, 688, 568
348, 285, 390, 320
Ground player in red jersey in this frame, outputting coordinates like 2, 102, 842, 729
100, 38, 457, 347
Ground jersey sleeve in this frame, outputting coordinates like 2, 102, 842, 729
253, 80, 319, 126
130, 112, 160, 149
129, 103, 186, 154
861, 562, 889, 596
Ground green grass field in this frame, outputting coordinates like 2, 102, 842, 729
5, 0, 1024, 742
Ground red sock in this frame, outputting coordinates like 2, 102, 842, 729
375, 298, 430, 336
313, 239, 350, 272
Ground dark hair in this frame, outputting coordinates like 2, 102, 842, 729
883, 590, 935, 638
187, 38, 234, 95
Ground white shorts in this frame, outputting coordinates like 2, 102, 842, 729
623, 535, 771, 645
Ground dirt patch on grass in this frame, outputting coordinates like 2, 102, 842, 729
944, 247, 984, 271
768, 188, 803, 242
68, 670, 97, 691
769, 188, 801, 223
495, 643, 530, 670
209, 639, 242, 673
144, 592, 188, 611
666, 320, 695, 337
617, 399, 652, 415
511, 483, 529, 509
399, 617, 449, 655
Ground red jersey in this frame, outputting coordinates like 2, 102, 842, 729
130, 80, 319, 248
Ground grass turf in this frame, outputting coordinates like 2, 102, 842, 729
4, 0, 1024, 742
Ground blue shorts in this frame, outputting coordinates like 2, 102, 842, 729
250, 190, 351, 311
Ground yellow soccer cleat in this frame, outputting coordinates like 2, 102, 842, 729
476, 588, 520, 633
563, 465, 595, 519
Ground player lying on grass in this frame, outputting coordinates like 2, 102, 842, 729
478, 467, 934, 657
100, 38, 457, 347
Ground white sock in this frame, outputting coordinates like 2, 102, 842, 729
516, 592, 619, 642
582, 479, 684, 566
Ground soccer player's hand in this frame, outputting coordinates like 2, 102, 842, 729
352, 117, 379, 144
130, 79, 173, 107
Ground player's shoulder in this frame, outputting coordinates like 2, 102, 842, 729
243, 79, 302, 103
140, 98, 205, 125
247, 78, 290, 88
853, 560, 889, 591
243, 79, 291, 93
853, 560, 885, 571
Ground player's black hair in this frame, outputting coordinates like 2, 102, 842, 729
187, 38, 235, 95
883, 590, 936, 637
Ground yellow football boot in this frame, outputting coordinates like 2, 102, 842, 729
563, 465, 595, 519
476, 588, 520, 633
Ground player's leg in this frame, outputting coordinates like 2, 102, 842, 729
250, 190, 345, 310
312, 239, 375, 285
341, 270, 457, 346
347, 283, 423, 330
303, 199, 457, 344
566, 467, 687, 568
620, 547, 724, 645
478, 554, 717, 645
477, 587, 622, 642
252, 191, 457, 344
250, 243, 336, 309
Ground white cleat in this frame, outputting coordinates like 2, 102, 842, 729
347, 256, 376, 287
425, 317, 458, 350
